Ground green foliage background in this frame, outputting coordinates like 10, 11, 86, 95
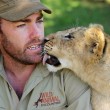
41, 0, 110, 36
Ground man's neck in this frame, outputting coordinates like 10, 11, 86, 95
3, 56, 36, 78
3, 56, 37, 99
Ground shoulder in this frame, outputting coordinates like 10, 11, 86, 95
58, 69, 91, 105
60, 68, 88, 87
58, 68, 90, 96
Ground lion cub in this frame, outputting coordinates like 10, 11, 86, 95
43, 24, 110, 110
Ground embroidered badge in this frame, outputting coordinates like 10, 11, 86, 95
34, 92, 60, 107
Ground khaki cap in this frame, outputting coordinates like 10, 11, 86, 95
0, 0, 51, 21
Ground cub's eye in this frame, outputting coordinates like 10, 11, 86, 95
64, 33, 75, 39
65, 34, 72, 39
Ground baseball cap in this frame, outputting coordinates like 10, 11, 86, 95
0, 0, 51, 21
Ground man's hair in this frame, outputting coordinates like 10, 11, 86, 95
0, 19, 1, 33
0, 18, 3, 34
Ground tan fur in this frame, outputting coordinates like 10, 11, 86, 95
44, 24, 110, 110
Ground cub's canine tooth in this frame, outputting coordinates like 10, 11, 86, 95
43, 54, 48, 65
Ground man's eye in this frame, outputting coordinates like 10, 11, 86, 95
37, 20, 44, 23
17, 24, 26, 28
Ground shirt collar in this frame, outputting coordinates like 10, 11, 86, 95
0, 56, 8, 81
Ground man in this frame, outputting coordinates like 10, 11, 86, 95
0, 0, 92, 110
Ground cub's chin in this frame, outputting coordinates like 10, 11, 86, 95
43, 54, 63, 72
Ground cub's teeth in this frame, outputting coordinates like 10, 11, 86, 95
43, 54, 50, 65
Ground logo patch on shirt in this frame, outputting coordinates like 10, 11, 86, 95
34, 92, 60, 107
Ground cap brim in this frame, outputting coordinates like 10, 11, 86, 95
0, 2, 51, 21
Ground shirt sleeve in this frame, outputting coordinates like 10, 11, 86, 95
62, 69, 92, 110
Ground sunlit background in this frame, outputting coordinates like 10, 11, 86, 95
42, 0, 110, 36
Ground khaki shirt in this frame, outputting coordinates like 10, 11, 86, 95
0, 56, 92, 110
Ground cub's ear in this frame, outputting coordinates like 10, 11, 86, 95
89, 24, 104, 31
85, 24, 105, 58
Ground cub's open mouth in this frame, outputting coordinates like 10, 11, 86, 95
43, 54, 61, 67
42, 39, 61, 67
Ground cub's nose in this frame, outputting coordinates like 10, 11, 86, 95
44, 39, 49, 44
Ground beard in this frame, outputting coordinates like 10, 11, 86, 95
1, 35, 42, 65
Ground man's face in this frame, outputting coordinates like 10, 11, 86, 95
0, 12, 44, 64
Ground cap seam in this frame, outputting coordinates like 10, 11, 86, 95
0, 0, 51, 21
0, 2, 40, 15
0, 1, 15, 7
0, 1, 40, 8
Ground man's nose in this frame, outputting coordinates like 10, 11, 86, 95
30, 24, 41, 39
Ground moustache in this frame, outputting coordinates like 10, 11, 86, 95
26, 38, 44, 46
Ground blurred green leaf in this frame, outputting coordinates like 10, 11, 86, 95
41, 0, 110, 36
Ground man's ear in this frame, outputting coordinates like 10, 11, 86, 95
85, 24, 105, 58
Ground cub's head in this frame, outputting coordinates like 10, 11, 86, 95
44, 24, 105, 72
